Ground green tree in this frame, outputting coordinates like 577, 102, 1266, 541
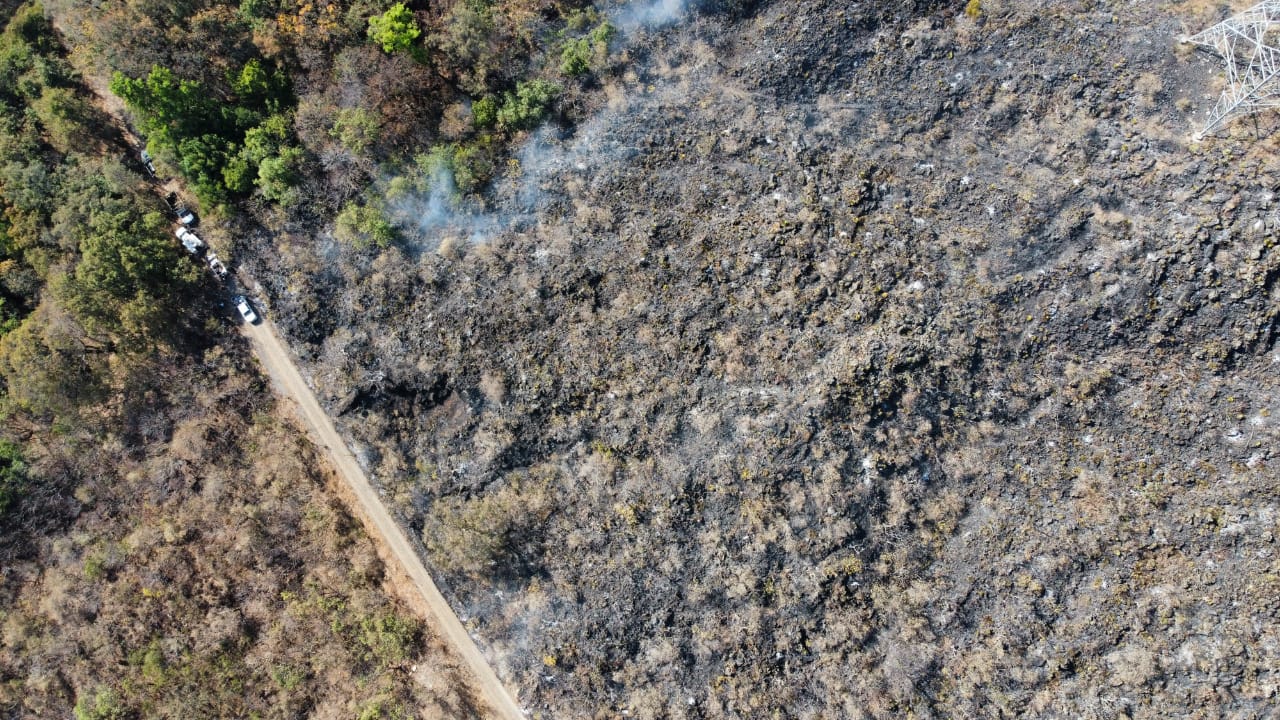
256, 145, 303, 205
367, 3, 420, 54
31, 86, 93, 153
109, 66, 218, 150
80, 218, 169, 300
221, 152, 254, 194
0, 3, 71, 104
63, 208, 195, 339
229, 58, 289, 112
112, 64, 287, 203
224, 113, 291, 193
242, 113, 289, 158
176, 134, 231, 206
0, 306, 106, 416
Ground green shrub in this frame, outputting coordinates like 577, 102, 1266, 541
140, 642, 166, 683
83, 553, 106, 580
414, 144, 455, 193
589, 19, 617, 46
560, 20, 615, 76
450, 139, 495, 194
471, 95, 497, 129
73, 687, 126, 720
330, 106, 380, 154
357, 612, 418, 666
564, 7, 599, 32
270, 664, 306, 691
496, 79, 560, 131
357, 696, 410, 720
385, 174, 413, 201
559, 38, 592, 76
413, 139, 496, 196
335, 200, 395, 250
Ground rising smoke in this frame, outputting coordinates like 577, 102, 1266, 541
615, 0, 688, 31
387, 0, 694, 252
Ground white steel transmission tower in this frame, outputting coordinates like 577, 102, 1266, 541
1182, 1, 1280, 137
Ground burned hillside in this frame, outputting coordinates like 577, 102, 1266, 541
233, 0, 1280, 717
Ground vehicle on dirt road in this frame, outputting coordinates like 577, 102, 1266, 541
206, 253, 228, 279
175, 227, 204, 254
164, 192, 196, 226
233, 294, 257, 324
140, 149, 156, 177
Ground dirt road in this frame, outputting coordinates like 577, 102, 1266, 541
242, 316, 525, 720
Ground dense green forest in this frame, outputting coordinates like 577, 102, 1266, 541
0, 1, 204, 459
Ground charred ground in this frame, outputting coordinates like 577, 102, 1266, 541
238, 0, 1278, 717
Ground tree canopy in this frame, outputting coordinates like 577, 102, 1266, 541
367, 3, 421, 54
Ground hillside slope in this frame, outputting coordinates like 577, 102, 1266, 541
240, 0, 1280, 717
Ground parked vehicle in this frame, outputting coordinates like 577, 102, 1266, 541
175, 204, 196, 226
206, 253, 228, 279
175, 227, 204, 254
233, 294, 257, 324
140, 149, 156, 177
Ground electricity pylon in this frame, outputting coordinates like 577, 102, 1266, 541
1182, 1, 1280, 138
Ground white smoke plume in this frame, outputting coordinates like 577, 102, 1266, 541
388, 0, 697, 251
615, 0, 688, 31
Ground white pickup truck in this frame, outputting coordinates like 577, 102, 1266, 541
206, 252, 228, 279
233, 294, 258, 324
175, 227, 204, 254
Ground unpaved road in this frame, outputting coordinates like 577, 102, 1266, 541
242, 316, 525, 720
78, 55, 523, 717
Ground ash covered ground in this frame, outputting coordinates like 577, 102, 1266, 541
247, 1, 1280, 717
